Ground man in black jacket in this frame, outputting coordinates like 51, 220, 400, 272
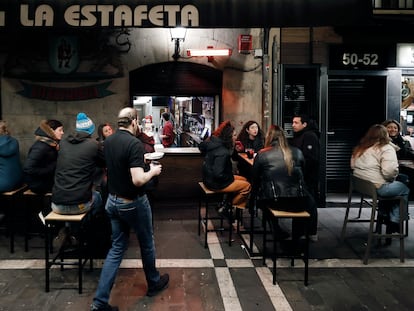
290, 115, 321, 202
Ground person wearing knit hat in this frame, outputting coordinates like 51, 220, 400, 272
51, 112, 105, 217
23, 119, 64, 194
76, 112, 95, 135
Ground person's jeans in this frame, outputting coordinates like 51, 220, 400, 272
51, 190, 102, 215
92, 193, 160, 308
377, 180, 410, 223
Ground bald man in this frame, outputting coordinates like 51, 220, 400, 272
91, 107, 169, 311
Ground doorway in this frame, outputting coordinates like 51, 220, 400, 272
327, 75, 387, 192
130, 62, 222, 147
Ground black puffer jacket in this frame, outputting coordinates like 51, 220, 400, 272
199, 136, 234, 190
52, 131, 105, 205
290, 124, 320, 186
390, 134, 414, 160
23, 121, 59, 194
251, 143, 306, 200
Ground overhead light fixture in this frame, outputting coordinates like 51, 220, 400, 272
187, 47, 232, 62
186, 48, 232, 57
170, 27, 187, 61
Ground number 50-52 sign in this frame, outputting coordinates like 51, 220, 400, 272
342, 53, 379, 66
329, 45, 389, 70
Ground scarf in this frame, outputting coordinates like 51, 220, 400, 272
36, 135, 60, 151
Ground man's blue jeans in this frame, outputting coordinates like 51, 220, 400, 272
92, 194, 160, 307
377, 180, 410, 223
51, 190, 102, 215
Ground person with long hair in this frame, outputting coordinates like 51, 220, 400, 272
96, 123, 113, 144
351, 124, 410, 237
235, 120, 265, 153
251, 125, 318, 240
234, 120, 265, 179
382, 119, 414, 160
199, 120, 251, 217
94, 123, 114, 203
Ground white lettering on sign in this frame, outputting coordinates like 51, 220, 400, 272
20, 4, 54, 27
19, 4, 199, 28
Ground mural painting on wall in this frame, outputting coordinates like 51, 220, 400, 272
49, 35, 79, 75
4, 32, 124, 80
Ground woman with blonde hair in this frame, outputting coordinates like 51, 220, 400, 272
351, 124, 410, 237
0, 120, 23, 192
251, 125, 318, 240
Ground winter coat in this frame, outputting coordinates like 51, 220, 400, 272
290, 125, 320, 186
351, 143, 399, 189
251, 143, 306, 201
23, 121, 59, 194
52, 131, 105, 205
239, 136, 264, 153
199, 136, 234, 190
389, 134, 414, 160
0, 135, 23, 192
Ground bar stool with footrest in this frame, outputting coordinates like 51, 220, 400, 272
44, 210, 93, 294
261, 197, 311, 286
198, 181, 238, 248
340, 173, 408, 264
0, 184, 28, 253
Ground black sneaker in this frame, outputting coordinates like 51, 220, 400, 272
90, 303, 118, 311
217, 202, 233, 220
146, 273, 169, 297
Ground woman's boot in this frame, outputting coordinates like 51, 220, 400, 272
385, 222, 400, 245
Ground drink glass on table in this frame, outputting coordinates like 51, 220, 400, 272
246, 148, 254, 159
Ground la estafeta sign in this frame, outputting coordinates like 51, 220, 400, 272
0, 1, 371, 29
1, 3, 200, 28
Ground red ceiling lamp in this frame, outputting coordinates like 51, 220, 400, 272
187, 46, 232, 62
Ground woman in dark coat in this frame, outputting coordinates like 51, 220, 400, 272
23, 119, 64, 194
199, 120, 251, 216
382, 119, 414, 160
234, 120, 265, 179
235, 120, 265, 153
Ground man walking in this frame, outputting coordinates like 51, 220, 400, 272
91, 107, 168, 311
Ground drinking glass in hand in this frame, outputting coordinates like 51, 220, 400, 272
246, 148, 254, 159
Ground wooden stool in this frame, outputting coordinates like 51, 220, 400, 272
198, 181, 235, 248
0, 184, 28, 253
23, 189, 52, 252
44, 211, 92, 294
262, 207, 310, 286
